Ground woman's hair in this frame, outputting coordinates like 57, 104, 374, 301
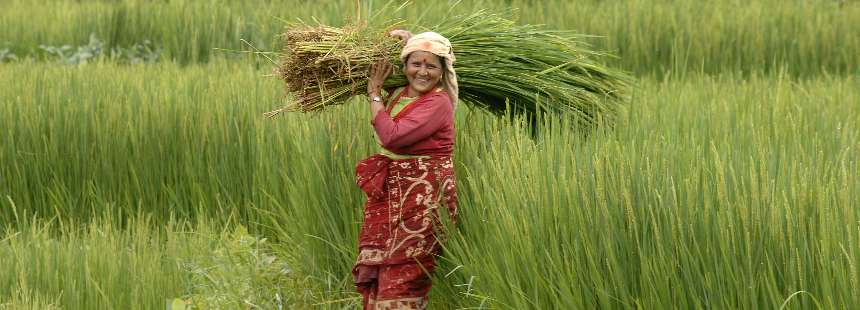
439, 57, 447, 80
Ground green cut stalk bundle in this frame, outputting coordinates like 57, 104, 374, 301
270, 10, 630, 129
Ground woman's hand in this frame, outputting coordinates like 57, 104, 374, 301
389, 29, 413, 43
367, 60, 392, 120
367, 59, 393, 98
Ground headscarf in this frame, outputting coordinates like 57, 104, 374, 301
399, 32, 458, 106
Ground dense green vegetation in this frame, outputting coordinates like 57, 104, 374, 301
3, 61, 857, 308
2, 0, 858, 309
1, 214, 310, 309
1, 0, 858, 75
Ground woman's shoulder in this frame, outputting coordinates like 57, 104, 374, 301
417, 88, 452, 108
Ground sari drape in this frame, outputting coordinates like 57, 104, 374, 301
353, 155, 457, 309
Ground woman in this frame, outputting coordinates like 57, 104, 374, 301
353, 31, 459, 309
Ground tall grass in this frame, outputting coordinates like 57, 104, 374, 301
2, 61, 858, 307
0, 211, 312, 309
1, 213, 194, 309
0, 60, 274, 223
1, 0, 858, 75
431, 73, 860, 308
265, 72, 860, 308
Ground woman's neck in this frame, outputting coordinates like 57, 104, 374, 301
405, 86, 419, 98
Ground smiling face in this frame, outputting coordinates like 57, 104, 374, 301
404, 51, 443, 97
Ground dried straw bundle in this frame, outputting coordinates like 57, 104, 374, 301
270, 10, 630, 128
273, 23, 405, 113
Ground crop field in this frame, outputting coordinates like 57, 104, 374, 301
1, 0, 859, 309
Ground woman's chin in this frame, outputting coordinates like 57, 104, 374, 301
410, 84, 438, 95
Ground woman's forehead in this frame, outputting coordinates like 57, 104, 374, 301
407, 51, 442, 64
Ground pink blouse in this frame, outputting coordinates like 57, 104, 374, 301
371, 90, 455, 157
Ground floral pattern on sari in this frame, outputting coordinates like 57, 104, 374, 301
355, 156, 457, 265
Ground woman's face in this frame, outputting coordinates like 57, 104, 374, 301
404, 51, 443, 96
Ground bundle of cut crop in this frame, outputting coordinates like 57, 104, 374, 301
269, 10, 630, 129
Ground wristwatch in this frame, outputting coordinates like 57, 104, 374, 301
371, 96, 382, 104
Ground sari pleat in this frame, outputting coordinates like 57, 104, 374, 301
353, 155, 457, 309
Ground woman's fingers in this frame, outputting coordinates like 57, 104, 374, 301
373, 60, 392, 78
369, 60, 385, 77
389, 29, 413, 42
368, 60, 393, 94
368, 60, 391, 96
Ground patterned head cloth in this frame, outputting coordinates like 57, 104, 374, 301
399, 32, 458, 106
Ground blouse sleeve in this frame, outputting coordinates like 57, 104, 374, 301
372, 92, 452, 150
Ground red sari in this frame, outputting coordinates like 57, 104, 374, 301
353, 89, 457, 309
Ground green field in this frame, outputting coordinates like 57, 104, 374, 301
2, 0, 859, 75
2, 0, 859, 309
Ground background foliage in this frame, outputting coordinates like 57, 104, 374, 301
1, 0, 858, 75
1, 0, 858, 309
